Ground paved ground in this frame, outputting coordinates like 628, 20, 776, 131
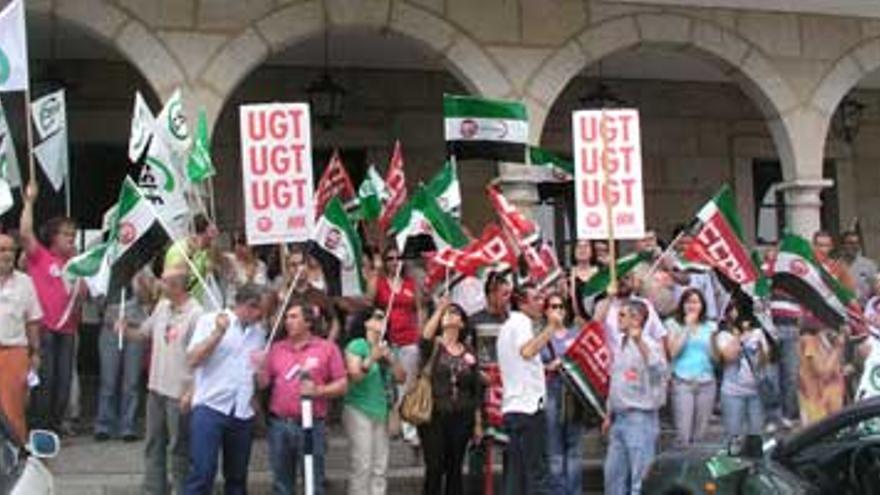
49, 417, 732, 494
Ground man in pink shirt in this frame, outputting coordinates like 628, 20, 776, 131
256, 300, 347, 495
20, 181, 82, 433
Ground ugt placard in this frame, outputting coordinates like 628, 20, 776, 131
240, 103, 314, 245
572, 109, 645, 240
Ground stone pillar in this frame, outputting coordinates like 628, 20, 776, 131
777, 179, 834, 238
497, 163, 542, 219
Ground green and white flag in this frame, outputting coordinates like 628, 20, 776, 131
31, 89, 66, 140
315, 197, 366, 297
32, 90, 69, 192
391, 185, 469, 252
0, 0, 28, 93
579, 251, 652, 300
33, 130, 68, 192
356, 165, 388, 222
138, 136, 190, 239
186, 108, 215, 183
529, 145, 573, 181
444, 94, 528, 162
773, 233, 856, 330
128, 91, 155, 163
155, 89, 190, 169
425, 157, 461, 216
65, 176, 171, 297
0, 98, 21, 188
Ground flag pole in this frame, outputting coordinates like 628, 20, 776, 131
379, 260, 404, 340
600, 110, 618, 295
118, 287, 126, 351
264, 265, 304, 351
645, 230, 686, 279
128, 180, 223, 311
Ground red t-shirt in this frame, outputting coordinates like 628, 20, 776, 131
375, 276, 419, 346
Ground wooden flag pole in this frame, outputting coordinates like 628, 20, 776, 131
118, 287, 127, 351
379, 260, 404, 341
600, 110, 618, 295
264, 265, 304, 351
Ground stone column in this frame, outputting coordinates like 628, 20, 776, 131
496, 163, 542, 219
777, 179, 834, 238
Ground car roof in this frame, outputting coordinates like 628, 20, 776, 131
774, 397, 880, 459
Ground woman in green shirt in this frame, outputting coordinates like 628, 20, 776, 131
343, 307, 405, 495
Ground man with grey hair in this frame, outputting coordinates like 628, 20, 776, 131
124, 264, 203, 495
602, 299, 668, 495
184, 284, 267, 495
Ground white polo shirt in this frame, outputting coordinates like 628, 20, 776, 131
188, 310, 266, 419
496, 311, 545, 415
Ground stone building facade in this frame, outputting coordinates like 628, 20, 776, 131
16, 0, 880, 255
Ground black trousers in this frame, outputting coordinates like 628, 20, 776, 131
418, 409, 474, 495
502, 411, 550, 495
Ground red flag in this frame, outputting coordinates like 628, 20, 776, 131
423, 247, 466, 293
561, 321, 611, 418
485, 185, 538, 246
465, 223, 518, 272
379, 140, 407, 231
314, 151, 355, 218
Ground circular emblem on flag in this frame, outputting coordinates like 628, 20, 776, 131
0, 48, 10, 86
460, 119, 479, 139
790, 259, 809, 277
257, 216, 272, 232
496, 121, 509, 139
870, 366, 880, 393
119, 222, 136, 245
167, 101, 188, 141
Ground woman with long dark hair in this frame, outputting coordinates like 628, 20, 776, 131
541, 292, 585, 494
417, 299, 482, 495
665, 288, 717, 446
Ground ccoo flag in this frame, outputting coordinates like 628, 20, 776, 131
444, 94, 528, 162
128, 91, 155, 163
0, 97, 22, 188
0, 0, 28, 93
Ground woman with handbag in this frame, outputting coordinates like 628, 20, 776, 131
716, 314, 770, 438
540, 292, 586, 495
415, 298, 483, 495
665, 288, 718, 447
343, 307, 406, 495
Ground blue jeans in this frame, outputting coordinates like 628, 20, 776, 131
604, 409, 659, 495
95, 327, 145, 436
545, 381, 583, 495
720, 393, 764, 439
776, 327, 800, 421
185, 405, 254, 495
268, 417, 326, 495
32, 330, 75, 431
502, 411, 550, 495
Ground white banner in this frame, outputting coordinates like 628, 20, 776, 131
33, 130, 68, 192
31, 89, 66, 140
0, 0, 28, 93
128, 91, 155, 163
572, 109, 645, 240
240, 103, 314, 245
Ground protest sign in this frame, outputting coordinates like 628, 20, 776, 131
240, 103, 314, 245
572, 109, 645, 240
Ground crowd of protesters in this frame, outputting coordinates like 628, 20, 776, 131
3, 178, 880, 495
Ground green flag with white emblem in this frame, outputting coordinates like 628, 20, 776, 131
186, 109, 215, 183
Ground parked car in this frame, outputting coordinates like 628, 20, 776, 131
643, 396, 880, 495
0, 410, 59, 495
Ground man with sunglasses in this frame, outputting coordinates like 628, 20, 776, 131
602, 300, 667, 495
184, 284, 267, 495
125, 265, 203, 494
496, 283, 554, 494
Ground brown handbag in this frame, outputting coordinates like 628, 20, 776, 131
400, 339, 441, 426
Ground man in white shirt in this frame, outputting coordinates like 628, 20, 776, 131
496, 283, 553, 494
184, 284, 267, 495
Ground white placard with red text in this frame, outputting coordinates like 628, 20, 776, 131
240, 103, 314, 245
572, 109, 645, 240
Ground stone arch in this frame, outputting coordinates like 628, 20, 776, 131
524, 12, 799, 176
194, 1, 515, 125
39, 0, 183, 100
810, 36, 880, 129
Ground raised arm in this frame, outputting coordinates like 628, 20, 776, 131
19, 181, 39, 254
